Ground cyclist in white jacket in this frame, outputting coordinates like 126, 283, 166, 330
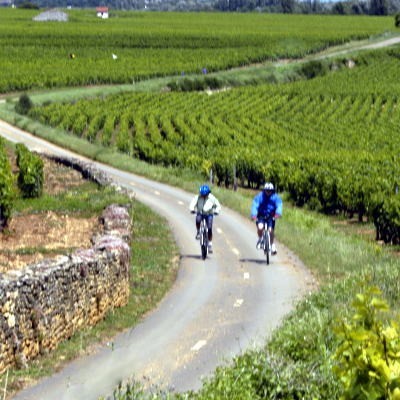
189, 184, 221, 253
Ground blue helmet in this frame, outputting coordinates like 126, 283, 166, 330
199, 184, 211, 196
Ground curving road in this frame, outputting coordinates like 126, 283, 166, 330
0, 120, 315, 400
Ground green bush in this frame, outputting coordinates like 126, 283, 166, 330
15, 143, 44, 198
167, 77, 224, 92
0, 139, 15, 229
395, 13, 400, 28
298, 60, 328, 79
373, 194, 400, 245
333, 284, 400, 400
15, 93, 33, 115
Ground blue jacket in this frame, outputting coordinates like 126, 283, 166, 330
251, 191, 283, 219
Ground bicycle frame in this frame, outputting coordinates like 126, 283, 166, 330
262, 225, 271, 265
258, 215, 273, 265
199, 217, 208, 260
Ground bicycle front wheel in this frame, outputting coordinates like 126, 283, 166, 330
263, 231, 270, 265
200, 222, 208, 260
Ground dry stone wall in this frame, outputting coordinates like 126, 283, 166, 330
0, 157, 133, 374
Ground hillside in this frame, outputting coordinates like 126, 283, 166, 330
1, 12, 400, 399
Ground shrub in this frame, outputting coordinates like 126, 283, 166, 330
299, 60, 328, 79
166, 76, 224, 92
0, 139, 15, 229
15, 143, 44, 198
18, 1, 39, 8
395, 13, 400, 28
15, 93, 33, 115
333, 284, 400, 399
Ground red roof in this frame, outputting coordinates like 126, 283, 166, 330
96, 6, 108, 12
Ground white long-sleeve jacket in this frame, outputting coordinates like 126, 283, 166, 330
189, 193, 221, 215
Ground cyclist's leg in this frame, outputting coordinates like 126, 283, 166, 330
265, 218, 275, 240
206, 215, 214, 241
256, 219, 265, 248
256, 219, 265, 237
267, 218, 277, 254
206, 215, 214, 252
195, 213, 202, 239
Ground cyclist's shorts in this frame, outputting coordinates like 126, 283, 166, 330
196, 213, 214, 229
256, 216, 275, 229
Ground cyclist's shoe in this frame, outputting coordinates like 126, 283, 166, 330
208, 242, 213, 253
271, 243, 277, 255
195, 231, 200, 240
256, 239, 262, 250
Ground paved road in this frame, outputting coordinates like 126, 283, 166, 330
1, 122, 315, 399
1, 34, 398, 399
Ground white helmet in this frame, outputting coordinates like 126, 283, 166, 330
264, 182, 274, 191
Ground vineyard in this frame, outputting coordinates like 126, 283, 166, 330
2, 10, 400, 398
0, 9, 395, 93
29, 46, 400, 243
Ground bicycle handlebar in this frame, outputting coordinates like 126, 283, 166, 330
191, 211, 219, 215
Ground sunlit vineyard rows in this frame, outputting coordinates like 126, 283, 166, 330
0, 9, 395, 93
29, 46, 400, 243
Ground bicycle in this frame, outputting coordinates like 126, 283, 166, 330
199, 216, 209, 260
258, 215, 273, 265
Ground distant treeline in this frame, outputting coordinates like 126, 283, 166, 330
12, 0, 400, 15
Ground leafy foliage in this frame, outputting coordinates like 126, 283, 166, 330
333, 285, 400, 400
0, 138, 15, 229
15, 143, 44, 198
15, 93, 33, 115
395, 13, 400, 27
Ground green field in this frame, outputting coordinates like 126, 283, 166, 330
0, 9, 395, 92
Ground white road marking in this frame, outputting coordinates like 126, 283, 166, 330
154, 190, 161, 196
130, 182, 136, 186
216, 228, 222, 234
243, 272, 250, 280
232, 248, 240, 256
191, 340, 207, 352
178, 200, 184, 205
234, 299, 244, 308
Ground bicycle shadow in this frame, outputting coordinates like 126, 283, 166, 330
180, 254, 209, 261
239, 257, 271, 265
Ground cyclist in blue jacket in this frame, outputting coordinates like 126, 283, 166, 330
251, 182, 283, 255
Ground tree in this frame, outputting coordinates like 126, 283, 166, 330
281, 0, 295, 13
395, 12, 400, 27
370, 0, 388, 15
15, 93, 33, 115
332, 1, 347, 14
